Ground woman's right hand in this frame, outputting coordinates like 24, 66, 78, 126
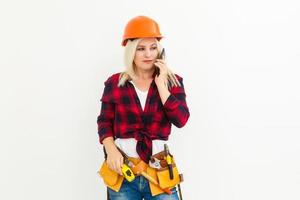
106, 147, 124, 175
103, 137, 124, 175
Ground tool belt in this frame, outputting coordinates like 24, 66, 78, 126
97, 149, 183, 196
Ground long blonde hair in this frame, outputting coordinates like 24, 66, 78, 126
118, 38, 181, 88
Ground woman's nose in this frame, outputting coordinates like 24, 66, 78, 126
144, 49, 151, 57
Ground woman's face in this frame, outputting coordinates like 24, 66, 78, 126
133, 38, 159, 72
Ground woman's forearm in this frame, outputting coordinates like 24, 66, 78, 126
102, 137, 118, 153
156, 81, 170, 105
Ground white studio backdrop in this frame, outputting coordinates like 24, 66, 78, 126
0, 0, 300, 199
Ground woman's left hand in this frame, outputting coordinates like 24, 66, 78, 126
154, 59, 168, 87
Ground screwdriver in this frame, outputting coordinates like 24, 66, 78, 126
164, 144, 174, 180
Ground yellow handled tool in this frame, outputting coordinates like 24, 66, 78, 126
121, 164, 135, 182
164, 144, 174, 180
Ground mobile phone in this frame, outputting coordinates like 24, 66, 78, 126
155, 48, 165, 77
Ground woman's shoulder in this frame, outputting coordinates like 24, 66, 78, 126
104, 72, 122, 85
174, 73, 183, 81
175, 73, 183, 79
100, 73, 123, 102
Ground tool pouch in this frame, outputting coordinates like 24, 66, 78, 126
148, 151, 183, 195
157, 166, 181, 189
98, 161, 124, 192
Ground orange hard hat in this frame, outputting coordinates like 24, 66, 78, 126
122, 15, 163, 46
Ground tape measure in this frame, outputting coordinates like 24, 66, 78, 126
121, 164, 135, 182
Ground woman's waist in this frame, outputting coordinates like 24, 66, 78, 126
115, 138, 169, 158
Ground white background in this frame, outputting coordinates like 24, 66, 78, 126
1, 0, 300, 199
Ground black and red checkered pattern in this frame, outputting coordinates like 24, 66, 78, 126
97, 73, 190, 162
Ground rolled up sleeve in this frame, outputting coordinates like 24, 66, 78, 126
97, 102, 115, 144
163, 77, 190, 128
97, 78, 115, 144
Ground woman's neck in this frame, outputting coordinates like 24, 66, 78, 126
134, 69, 154, 81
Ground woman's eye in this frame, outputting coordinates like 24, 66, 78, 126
137, 48, 144, 51
151, 47, 157, 50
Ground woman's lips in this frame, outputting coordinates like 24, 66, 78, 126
143, 60, 153, 63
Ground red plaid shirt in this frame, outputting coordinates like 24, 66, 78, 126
97, 73, 190, 162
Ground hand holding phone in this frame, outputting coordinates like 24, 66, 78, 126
155, 48, 165, 77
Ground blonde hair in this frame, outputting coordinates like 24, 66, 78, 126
118, 38, 181, 88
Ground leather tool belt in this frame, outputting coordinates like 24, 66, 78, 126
98, 150, 183, 196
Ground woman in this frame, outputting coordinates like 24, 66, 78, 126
97, 15, 190, 200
